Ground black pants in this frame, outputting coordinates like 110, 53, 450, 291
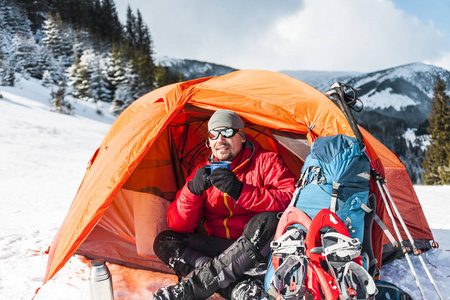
153, 211, 280, 299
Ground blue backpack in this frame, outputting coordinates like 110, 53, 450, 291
293, 134, 371, 242
264, 135, 373, 295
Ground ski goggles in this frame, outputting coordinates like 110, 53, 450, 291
208, 128, 244, 140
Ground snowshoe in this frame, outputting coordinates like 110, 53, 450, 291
270, 227, 308, 299
337, 261, 377, 299
307, 211, 377, 300
266, 207, 312, 300
267, 208, 378, 300
321, 230, 362, 269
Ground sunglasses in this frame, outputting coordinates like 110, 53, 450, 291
208, 128, 244, 140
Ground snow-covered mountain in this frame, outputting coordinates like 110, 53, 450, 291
279, 70, 361, 92
156, 56, 238, 81
156, 59, 448, 182
347, 63, 450, 124
283, 63, 450, 126
282, 63, 450, 183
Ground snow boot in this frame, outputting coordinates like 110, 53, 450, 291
231, 278, 268, 300
153, 230, 197, 277
155, 212, 279, 300
152, 279, 195, 300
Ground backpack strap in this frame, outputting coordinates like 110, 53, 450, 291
361, 202, 372, 213
330, 181, 341, 213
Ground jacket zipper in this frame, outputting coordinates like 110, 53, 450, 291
223, 193, 233, 239
220, 149, 252, 239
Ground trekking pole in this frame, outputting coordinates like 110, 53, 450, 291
371, 171, 428, 300
378, 179, 444, 300
325, 82, 438, 299
326, 82, 364, 145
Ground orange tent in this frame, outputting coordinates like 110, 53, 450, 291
44, 69, 433, 283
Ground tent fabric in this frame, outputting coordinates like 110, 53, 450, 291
44, 69, 433, 283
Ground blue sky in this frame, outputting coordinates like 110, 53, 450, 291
115, 0, 450, 73
394, 0, 450, 36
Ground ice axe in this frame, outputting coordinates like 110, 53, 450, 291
326, 82, 443, 300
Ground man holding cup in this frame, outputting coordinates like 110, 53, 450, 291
153, 109, 296, 300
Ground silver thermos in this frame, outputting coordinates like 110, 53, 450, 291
89, 259, 114, 300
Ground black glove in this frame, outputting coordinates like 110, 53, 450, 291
188, 166, 212, 195
209, 168, 243, 200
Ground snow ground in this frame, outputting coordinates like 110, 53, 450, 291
0, 78, 448, 300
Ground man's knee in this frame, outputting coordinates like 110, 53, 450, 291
153, 230, 189, 264
243, 211, 279, 250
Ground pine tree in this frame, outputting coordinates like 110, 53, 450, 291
73, 29, 89, 61
9, 34, 38, 77
41, 69, 54, 87
15, 0, 48, 33
0, 0, 33, 40
67, 48, 112, 103
105, 46, 126, 96
125, 6, 136, 48
0, 60, 15, 86
106, 45, 129, 114
60, 24, 74, 67
135, 10, 152, 57
51, 80, 71, 114
154, 64, 183, 88
422, 77, 450, 184
34, 45, 49, 77
98, 0, 123, 43
42, 13, 63, 57
67, 51, 92, 101
111, 59, 140, 113
90, 54, 112, 103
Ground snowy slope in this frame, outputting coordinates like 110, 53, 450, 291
0, 78, 449, 300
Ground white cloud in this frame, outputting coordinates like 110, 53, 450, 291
248, 0, 449, 72
117, 0, 450, 72
427, 52, 450, 71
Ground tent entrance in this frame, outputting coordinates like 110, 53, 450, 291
77, 110, 310, 273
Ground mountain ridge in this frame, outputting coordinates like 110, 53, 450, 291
159, 58, 450, 182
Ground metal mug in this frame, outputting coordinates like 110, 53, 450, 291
209, 161, 231, 171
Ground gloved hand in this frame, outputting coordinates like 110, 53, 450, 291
209, 168, 243, 200
188, 166, 212, 195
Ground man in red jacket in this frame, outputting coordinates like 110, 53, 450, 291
153, 109, 296, 300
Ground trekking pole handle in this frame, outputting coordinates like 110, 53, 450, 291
326, 82, 364, 145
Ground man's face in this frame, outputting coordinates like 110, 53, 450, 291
209, 127, 245, 161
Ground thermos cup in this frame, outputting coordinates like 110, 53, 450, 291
89, 259, 114, 300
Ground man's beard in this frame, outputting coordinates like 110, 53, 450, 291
214, 143, 234, 161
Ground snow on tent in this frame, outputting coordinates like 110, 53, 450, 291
43, 69, 434, 285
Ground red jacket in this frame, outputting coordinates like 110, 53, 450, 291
166, 139, 297, 240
